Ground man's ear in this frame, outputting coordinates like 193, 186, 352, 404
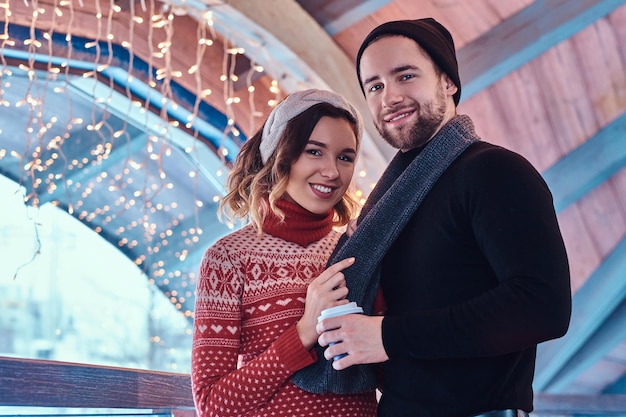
443, 75, 458, 97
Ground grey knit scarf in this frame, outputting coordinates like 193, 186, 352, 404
292, 115, 480, 394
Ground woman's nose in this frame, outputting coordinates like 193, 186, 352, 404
320, 160, 339, 179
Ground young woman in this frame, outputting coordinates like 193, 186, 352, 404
191, 89, 377, 417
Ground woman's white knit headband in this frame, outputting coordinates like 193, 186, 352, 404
260, 89, 363, 164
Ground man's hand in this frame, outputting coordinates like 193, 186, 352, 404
317, 314, 389, 369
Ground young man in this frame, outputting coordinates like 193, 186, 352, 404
315, 18, 572, 417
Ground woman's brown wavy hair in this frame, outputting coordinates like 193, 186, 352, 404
220, 102, 361, 234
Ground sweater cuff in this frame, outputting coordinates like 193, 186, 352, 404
274, 325, 317, 372
381, 316, 402, 359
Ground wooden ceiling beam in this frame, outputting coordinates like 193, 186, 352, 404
542, 113, 626, 213
605, 373, 626, 394
216, 0, 395, 168
297, 0, 392, 36
534, 393, 626, 414
457, 0, 625, 101
535, 237, 626, 391
7, 0, 274, 139
540, 296, 626, 392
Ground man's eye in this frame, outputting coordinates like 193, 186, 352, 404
368, 84, 382, 93
401, 74, 414, 81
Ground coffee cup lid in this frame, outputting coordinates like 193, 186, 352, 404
318, 302, 363, 321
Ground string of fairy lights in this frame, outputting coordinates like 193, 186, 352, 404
0, 0, 376, 331
0, 0, 268, 318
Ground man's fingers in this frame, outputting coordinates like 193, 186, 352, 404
321, 342, 355, 370
332, 355, 353, 370
317, 317, 344, 337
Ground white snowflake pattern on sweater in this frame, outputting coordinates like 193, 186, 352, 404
191, 225, 377, 417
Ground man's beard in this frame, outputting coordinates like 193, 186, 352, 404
376, 87, 447, 151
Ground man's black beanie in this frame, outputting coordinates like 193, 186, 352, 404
355, 18, 462, 105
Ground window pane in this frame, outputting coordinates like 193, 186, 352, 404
0, 176, 192, 373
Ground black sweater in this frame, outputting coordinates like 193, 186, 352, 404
378, 141, 571, 417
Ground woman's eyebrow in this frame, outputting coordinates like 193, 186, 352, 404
307, 140, 357, 154
307, 140, 328, 147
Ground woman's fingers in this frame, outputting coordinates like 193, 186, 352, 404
324, 257, 355, 278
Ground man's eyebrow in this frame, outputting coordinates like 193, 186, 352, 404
363, 64, 420, 87
363, 74, 380, 87
391, 64, 419, 74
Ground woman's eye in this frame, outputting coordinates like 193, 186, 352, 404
339, 155, 355, 163
305, 148, 322, 156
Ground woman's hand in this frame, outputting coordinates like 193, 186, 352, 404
296, 257, 354, 349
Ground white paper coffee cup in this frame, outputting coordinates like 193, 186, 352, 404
318, 302, 363, 321
318, 302, 363, 361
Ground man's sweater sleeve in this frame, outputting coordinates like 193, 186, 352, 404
382, 147, 572, 359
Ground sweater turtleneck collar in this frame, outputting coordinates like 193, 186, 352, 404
262, 199, 334, 247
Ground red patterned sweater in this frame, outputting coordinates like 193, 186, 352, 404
191, 200, 377, 417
